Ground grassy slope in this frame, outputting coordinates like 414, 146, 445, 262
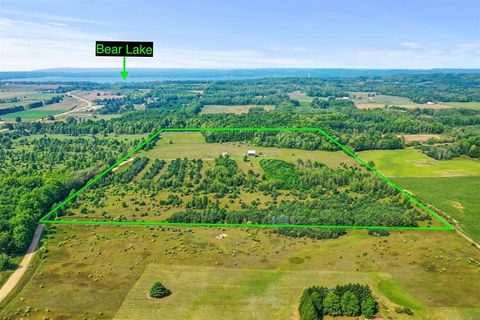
394, 176, 480, 242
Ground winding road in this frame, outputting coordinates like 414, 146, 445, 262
0, 224, 44, 303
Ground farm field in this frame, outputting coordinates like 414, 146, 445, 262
445, 102, 480, 110
1, 226, 478, 320
201, 105, 275, 115
358, 148, 480, 177
360, 148, 480, 242
352, 92, 449, 110
2, 109, 59, 120
114, 266, 393, 320
0, 90, 59, 110
394, 176, 480, 242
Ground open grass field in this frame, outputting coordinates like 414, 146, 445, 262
114, 266, 393, 320
73, 90, 123, 102
288, 91, 316, 112
360, 147, 480, 243
445, 102, 480, 110
2, 109, 60, 120
394, 176, 480, 242
0, 91, 59, 110
352, 92, 450, 110
150, 132, 356, 167
359, 148, 480, 177
1, 226, 478, 320
201, 105, 275, 115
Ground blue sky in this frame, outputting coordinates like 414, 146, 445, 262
0, 0, 479, 70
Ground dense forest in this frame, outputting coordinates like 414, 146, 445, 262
0, 135, 133, 269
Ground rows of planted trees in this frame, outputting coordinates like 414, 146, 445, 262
74, 154, 425, 239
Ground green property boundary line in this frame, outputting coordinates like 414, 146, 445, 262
39, 127, 454, 231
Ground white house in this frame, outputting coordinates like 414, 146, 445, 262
247, 150, 257, 157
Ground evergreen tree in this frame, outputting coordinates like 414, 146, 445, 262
361, 296, 377, 318
149, 281, 172, 299
299, 293, 321, 320
323, 291, 341, 316
340, 291, 360, 316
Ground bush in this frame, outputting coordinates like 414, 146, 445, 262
368, 229, 390, 237
149, 281, 172, 299
0, 253, 12, 271
403, 307, 414, 315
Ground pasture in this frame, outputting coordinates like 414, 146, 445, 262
358, 148, 480, 177
114, 265, 391, 320
1, 226, 479, 320
394, 176, 480, 242
445, 102, 480, 110
2, 109, 59, 120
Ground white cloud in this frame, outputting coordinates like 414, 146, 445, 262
0, 17, 479, 70
0, 9, 113, 25
400, 42, 423, 49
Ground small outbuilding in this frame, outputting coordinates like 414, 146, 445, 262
247, 150, 257, 157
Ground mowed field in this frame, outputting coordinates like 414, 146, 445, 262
1, 226, 479, 320
394, 177, 480, 242
114, 266, 392, 320
201, 105, 275, 115
358, 148, 480, 177
359, 148, 480, 242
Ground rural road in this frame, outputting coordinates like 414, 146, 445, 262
0, 224, 44, 303
53, 91, 95, 118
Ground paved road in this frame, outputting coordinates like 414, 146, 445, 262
0, 224, 44, 303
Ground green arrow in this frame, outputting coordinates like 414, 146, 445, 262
120, 56, 128, 80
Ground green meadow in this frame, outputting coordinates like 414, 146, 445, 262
394, 176, 480, 242
359, 148, 480, 177
2, 109, 60, 120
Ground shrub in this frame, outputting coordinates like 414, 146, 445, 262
368, 229, 390, 237
149, 281, 172, 299
0, 253, 12, 271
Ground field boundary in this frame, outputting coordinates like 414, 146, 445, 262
39, 127, 454, 231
